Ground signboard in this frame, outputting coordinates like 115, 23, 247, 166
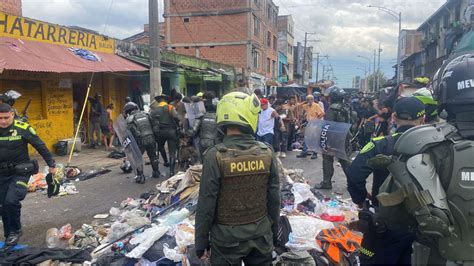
0, 11, 115, 53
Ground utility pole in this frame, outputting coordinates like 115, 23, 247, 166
373, 49, 376, 92
377, 42, 382, 91
149, 0, 161, 99
314, 53, 329, 83
301, 32, 318, 84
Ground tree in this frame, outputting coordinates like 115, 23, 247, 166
367, 70, 387, 91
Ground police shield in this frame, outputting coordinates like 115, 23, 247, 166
304, 120, 352, 161
113, 114, 144, 173
184, 101, 206, 127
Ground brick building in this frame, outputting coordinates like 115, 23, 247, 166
163, 0, 279, 90
123, 23, 166, 45
0, 0, 21, 16
277, 15, 294, 83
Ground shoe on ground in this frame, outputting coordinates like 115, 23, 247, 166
280, 152, 286, 158
5, 231, 22, 247
311, 153, 318, 160
276, 152, 281, 157
134, 175, 146, 184
152, 170, 161, 178
163, 162, 170, 167
296, 152, 307, 158
314, 181, 332, 190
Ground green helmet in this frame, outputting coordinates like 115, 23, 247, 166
216, 92, 261, 133
412, 88, 438, 122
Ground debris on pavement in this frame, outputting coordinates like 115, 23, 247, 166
36, 164, 361, 265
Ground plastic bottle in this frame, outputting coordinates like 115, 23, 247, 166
320, 200, 345, 222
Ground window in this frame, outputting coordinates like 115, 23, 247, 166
183, 17, 190, 23
288, 44, 292, 55
267, 31, 271, 47
253, 16, 260, 37
272, 60, 277, 78
273, 36, 277, 51
267, 58, 271, 73
184, 46, 189, 49
253, 50, 259, 69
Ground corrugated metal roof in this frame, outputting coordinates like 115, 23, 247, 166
0, 37, 148, 73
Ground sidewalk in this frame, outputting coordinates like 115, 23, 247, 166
32, 146, 123, 170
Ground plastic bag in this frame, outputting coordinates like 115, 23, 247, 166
126, 225, 169, 259
320, 200, 345, 222
175, 222, 195, 249
107, 223, 133, 243
285, 216, 334, 252
291, 183, 315, 206
109, 207, 121, 216
46, 228, 69, 248
157, 208, 190, 226
163, 244, 183, 262
59, 224, 73, 240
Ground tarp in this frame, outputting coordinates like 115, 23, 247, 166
304, 120, 352, 161
277, 86, 307, 98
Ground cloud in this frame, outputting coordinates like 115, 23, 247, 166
22, 0, 445, 87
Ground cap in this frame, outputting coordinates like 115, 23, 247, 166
394, 97, 426, 120
260, 98, 269, 105
155, 94, 170, 102
196, 92, 204, 97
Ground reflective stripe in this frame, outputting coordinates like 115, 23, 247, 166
16, 181, 28, 188
0, 136, 21, 141
14, 120, 29, 130
359, 247, 375, 257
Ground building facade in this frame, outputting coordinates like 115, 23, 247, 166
163, 0, 279, 90
277, 15, 294, 84
417, 0, 468, 79
0, 0, 21, 16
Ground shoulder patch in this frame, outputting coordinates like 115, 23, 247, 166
360, 142, 375, 154
28, 126, 37, 135
14, 120, 29, 130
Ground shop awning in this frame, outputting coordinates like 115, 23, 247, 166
0, 37, 147, 73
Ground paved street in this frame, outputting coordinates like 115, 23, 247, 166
12, 149, 353, 247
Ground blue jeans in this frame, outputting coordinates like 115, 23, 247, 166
257, 133, 274, 146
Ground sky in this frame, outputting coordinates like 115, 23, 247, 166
22, 0, 446, 88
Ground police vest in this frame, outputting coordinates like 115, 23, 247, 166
199, 112, 218, 148
377, 123, 474, 262
127, 111, 154, 145
155, 104, 176, 128
215, 142, 273, 225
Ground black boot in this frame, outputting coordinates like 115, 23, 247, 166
314, 181, 332, 189
169, 159, 176, 177
296, 152, 307, 158
134, 171, 146, 184
5, 230, 22, 247
151, 161, 160, 178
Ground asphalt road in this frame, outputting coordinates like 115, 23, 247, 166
13, 150, 352, 247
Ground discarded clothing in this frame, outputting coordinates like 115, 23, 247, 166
316, 224, 362, 264
142, 234, 177, 262
108, 150, 126, 159
0, 247, 91, 264
77, 168, 111, 181
274, 250, 316, 266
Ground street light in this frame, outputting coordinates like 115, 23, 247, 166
368, 5, 402, 83
357, 55, 371, 74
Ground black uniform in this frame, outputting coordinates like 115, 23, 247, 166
189, 110, 220, 156
126, 110, 159, 179
317, 102, 353, 189
347, 125, 415, 264
150, 102, 179, 176
0, 120, 55, 239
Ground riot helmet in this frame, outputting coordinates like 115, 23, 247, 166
216, 92, 261, 134
327, 86, 346, 102
123, 102, 139, 116
434, 53, 474, 117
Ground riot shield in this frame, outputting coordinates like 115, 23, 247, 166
184, 101, 206, 128
304, 120, 352, 161
113, 114, 144, 172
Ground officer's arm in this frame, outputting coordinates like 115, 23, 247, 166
24, 126, 55, 167
267, 154, 280, 243
188, 117, 201, 137
325, 108, 336, 121
195, 149, 220, 255
347, 143, 377, 205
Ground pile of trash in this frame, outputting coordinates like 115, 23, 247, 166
40, 163, 361, 265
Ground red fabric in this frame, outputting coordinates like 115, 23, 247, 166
260, 98, 269, 105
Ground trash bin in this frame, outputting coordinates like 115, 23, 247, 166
54, 141, 68, 156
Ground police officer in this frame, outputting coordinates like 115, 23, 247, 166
149, 95, 179, 177
314, 87, 355, 189
187, 91, 220, 156
123, 103, 160, 183
0, 103, 56, 247
377, 54, 474, 265
195, 91, 280, 264
346, 97, 426, 265
412, 87, 438, 123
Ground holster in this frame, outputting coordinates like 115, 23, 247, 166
14, 160, 39, 176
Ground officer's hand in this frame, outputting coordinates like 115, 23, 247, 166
200, 249, 210, 260
357, 203, 364, 209
48, 167, 57, 175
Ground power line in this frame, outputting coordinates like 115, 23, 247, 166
102, 0, 115, 35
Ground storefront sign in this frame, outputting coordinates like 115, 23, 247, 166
0, 11, 114, 53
